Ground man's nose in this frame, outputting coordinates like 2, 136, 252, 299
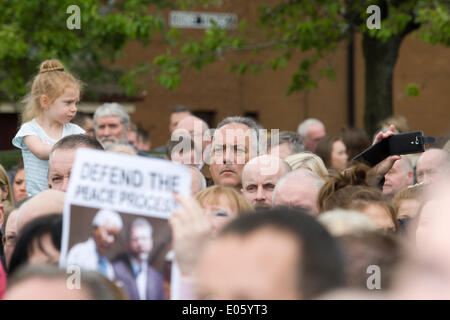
103, 127, 111, 136
224, 148, 234, 164
256, 186, 265, 200
61, 177, 70, 192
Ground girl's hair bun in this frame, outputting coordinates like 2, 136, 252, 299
39, 59, 65, 74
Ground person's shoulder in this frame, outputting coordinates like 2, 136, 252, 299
112, 253, 130, 264
12, 120, 41, 148
68, 239, 92, 255
15, 120, 40, 135
147, 264, 164, 280
64, 123, 86, 135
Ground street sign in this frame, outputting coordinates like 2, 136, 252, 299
169, 11, 238, 29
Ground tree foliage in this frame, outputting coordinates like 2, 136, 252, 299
1, 0, 449, 133
152, 0, 450, 133
0, 0, 173, 102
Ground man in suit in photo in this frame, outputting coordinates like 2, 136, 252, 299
113, 218, 166, 300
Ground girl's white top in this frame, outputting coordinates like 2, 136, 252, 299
12, 119, 85, 196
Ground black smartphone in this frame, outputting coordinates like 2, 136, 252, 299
352, 131, 435, 167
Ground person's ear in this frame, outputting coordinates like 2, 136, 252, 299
40, 95, 50, 110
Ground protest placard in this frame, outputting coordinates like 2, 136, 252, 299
59, 148, 191, 300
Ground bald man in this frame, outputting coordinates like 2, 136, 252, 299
272, 169, 325, 216
16, 189, 65, 233
416, 149, 450, 184
241, 155, 291, 208
382, 156, 413, 199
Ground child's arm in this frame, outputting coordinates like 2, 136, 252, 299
23, 135, 53, 160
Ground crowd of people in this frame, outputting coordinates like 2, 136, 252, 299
0, 59, 450, 300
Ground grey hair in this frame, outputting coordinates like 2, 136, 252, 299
216, 116, 261, 154
128, 218, 153, 240
92, 209, 123, 230
272, 168, 325, 205
93, 103, 130, 128
189, 166, 207, 193
268, 131, 305, 154
297, 118, 325, 138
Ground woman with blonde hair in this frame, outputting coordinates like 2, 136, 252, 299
196, 185, 253, 233
0, 164, 14, 227
169, 186, 254, 290
284, 152, 329, 179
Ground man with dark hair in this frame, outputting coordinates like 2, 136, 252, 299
48, 134, 104, 192
169, 105, 192, 133
208, 116, 260, 189
113, 218, 166, 300
136, 126, 151, 152
268, 131, 305, 159
127, 123, 138, 148
195, 207, 345, 299
154, 105, 192, 154
71, 111, 95, 137
337, 231, 402, 291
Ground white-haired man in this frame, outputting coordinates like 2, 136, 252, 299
66, 209, 123, 280
272, 168, 325, 216
297, 118, 326, 152
416, 149, 450, 185
94, 103, 131, 145
382, 156, 413, 199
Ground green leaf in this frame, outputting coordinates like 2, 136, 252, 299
406, 83, 420, 97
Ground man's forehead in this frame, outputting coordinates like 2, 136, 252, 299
131, 226, 151, 236
97, 115, 121, 124
214, 123, 254, 143
244, 163, 283, 180
171, 111, 190, 121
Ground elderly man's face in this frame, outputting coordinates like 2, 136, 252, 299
273, 179, 319, 215
48, 149, 77, 192
209, 123, 254, 189
242, 161, 286, 209
93, 222, 121, 256
95, 115, 127, 144
129, 226, 152, 261
269, 143, 292, 160
416, 150, 449, 185
195, 228, 301, 299
383, 159, 412, 197
303, 124, 325, 152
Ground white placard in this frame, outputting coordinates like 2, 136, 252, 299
169, 11, 238, 29
59, 149, 191, 300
